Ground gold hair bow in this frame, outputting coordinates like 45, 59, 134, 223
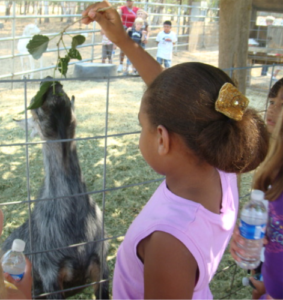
215, 83, 249, 121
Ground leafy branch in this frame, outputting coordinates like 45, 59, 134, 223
26, 17, 86, 109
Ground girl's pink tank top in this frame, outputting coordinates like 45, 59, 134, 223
113, 170, 239, 299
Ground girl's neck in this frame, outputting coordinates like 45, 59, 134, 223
165, 162, 222, 214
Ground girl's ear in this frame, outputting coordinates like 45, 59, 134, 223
157, 125, 170, 155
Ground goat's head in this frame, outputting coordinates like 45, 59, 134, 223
26, 78, 76, 141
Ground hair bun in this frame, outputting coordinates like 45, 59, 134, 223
197, 109, 269, 173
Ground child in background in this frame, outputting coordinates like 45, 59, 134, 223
101, 29, 115, 64
135, 9, 149, 48
82, 3, 269, 299
116, 0, 140, 73
125, 17, 146, 75
0, 209, 32, 299
230, 78, 283, 300
156, 20, 177, 68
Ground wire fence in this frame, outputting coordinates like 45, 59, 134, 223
1, 1, 282, 81
1, 0, 219, 79
0, 63, 279, 298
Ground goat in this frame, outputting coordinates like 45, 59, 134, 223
17, 24, 43, 79
2, 79, 109, 299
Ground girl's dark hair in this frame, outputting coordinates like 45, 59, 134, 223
268, 77, 283, 98
144, 62, 269, 173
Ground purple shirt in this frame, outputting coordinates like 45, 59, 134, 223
113, 171, 238, 299
262, 191, 283, 299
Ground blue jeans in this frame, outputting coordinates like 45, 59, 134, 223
157, 57, 171, 68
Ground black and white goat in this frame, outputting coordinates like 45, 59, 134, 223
2, 80, 109, 299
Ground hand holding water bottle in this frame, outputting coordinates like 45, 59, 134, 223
0, 210, 32, 299
3, 257, 32, 300
231, 190, 268, 270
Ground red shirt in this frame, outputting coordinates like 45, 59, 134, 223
120, 6, 139, 28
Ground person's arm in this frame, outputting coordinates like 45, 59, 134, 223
137, 8, 148, 19
141, 30, 146, 42
138, 231, 197, 299
249, 277, 266, 300
0, 286, 26, 300
145, 25, 150, 40
172, 32, 178, 45
82, 1, 163, 86
156, 31, 161, 46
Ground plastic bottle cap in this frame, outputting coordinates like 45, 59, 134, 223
11, 239, 26, 252
251, 189, 264, 201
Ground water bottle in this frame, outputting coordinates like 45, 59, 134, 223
236, 190, 268, 270
1, 239, 26, 281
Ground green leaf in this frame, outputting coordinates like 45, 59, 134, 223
71, 35, 86, 49
26, 35, 49, 60
58, 56, 70, 77
68, 48, 82, 60
27, 81, 53, 110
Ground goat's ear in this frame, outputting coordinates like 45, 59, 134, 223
13, 118, 38, 138
71, 96, 75, 111
13, 118, 32, 130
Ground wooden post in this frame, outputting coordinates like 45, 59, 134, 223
219, 0, 252, 94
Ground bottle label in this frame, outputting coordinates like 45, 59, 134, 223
9, 272, 24, 282
239, 220, 266, 239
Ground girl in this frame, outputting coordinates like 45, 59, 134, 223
266, 78, 283, 134
0, 209, 32, 299
231, 78, 283, 300
82, 3, 269, 298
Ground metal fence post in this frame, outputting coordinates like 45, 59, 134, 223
91, 20, 96, 63
175, 5, 181, 54
11, 1, 16, 88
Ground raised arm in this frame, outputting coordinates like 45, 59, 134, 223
82, 1, 163, 86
